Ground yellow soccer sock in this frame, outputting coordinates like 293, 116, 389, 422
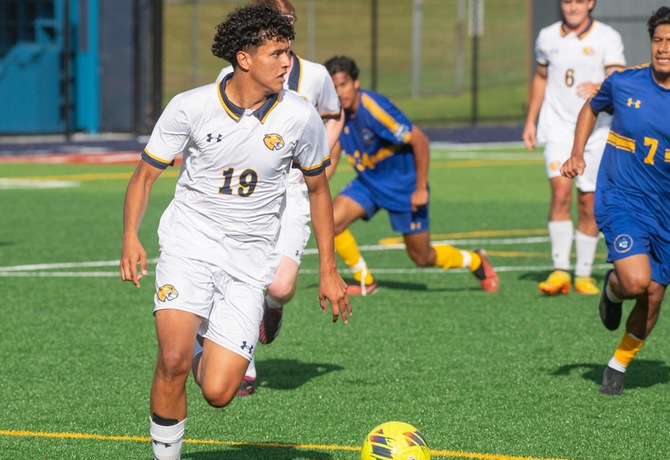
434, 245, 481, 271
334, 229, 374, 284
612, 332, 645, 369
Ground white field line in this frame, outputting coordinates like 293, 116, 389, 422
0, 236, 612, 278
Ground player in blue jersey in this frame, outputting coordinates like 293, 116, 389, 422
120, 6, 349, 459
561, 6, 670, 396
324, 55, 499, 295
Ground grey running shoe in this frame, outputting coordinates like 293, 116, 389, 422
599, 269, 623, 331
599, 366, 624, 396
236, 377, 257, 397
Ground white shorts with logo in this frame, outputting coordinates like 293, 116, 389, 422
276, 175, 312, 264
543, 140, 604, 193
154, 253, 264, 361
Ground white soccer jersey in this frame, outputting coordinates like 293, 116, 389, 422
535, 20, 625, 145
143, 74, 330, 288
217, 54, 340, 189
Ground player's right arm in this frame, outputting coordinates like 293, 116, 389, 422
560, 99, 598, 179
522, 64, 548, 151
120, 160, 163, 288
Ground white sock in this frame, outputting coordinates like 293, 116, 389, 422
351, 256, 368, 274
460, 250, 472, 269
265, 294, 282, 309
246, 357, 257, 380
575, 231, 599, 277
150, 417, 185, 460
608, 357, 627, 373
548, 220, 573, 271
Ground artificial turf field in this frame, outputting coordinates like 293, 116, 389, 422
1, 144, 669, 460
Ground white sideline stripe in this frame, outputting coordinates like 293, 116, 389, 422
0, 179, 80, 189
0, 271, 149, 278
0, 259, 158, 272
0, 236, 584, 279
0, 237, 548, 273
0, 264, 614, 278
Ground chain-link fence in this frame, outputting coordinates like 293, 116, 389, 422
164, 0, 529, 124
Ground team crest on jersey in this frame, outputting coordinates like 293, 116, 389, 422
263, 133, 285, 151
582, 47, 594, 56
614, 234, 633, 254
157, 284, 179, 302
362, 128, 375, 144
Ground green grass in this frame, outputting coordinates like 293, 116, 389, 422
163, 0, 529, 124
1, 146, 670, 459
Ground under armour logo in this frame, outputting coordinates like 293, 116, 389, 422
241, 341, 254, 354
626, 98, 641, 108
206, 133, 222, 142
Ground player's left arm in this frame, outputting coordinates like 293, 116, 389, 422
303, 172, 351, 323
561, 99, 599, 179
576, 64, 625, 98
325, 139, 342, 181
323, 108, 344, 154
577, 29, 626, 98
408, 124, 430, 212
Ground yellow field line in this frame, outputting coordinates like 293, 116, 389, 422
0, 429, 567, 460
433, 159, 543, 168
379, 229, 548, 246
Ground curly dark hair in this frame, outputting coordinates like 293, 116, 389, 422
648, 6, 670, 39
323, 55, 359, 80
212, 5, 294, 66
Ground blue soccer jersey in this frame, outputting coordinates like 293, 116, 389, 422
591, 64, 670, 283
591, 64, 670, 225
339, 89, 417, 212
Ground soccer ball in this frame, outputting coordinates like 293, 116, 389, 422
361, 421, 430, 460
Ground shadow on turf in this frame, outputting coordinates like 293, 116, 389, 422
552, 359, 670, 390
184, 445, 333, 459
255, 358, 344, 391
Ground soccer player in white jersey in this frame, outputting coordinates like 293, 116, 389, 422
216, 0, 344, 397
119, 5, 350, 459
522, 0, 625, 296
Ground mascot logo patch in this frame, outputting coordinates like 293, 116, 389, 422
157, 284, 179, 302
263, 133, 285, 151
582, 47, 594, 56
614, 234, 633, 254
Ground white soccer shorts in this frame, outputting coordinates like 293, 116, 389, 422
154, 253, 263, 361
543, 140, 603, 193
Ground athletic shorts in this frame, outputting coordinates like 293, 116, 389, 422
543, 140, 603, 192
596, 190, 670, 286
154, 253, 264, 361
339, 178, 429, 234
275, 180, 311, 264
